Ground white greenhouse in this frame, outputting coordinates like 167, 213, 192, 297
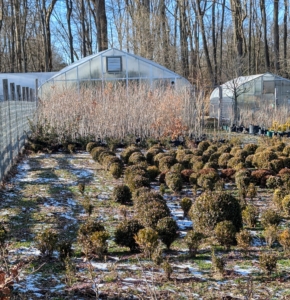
39, 48, 192, 96
210, 72, 290, 122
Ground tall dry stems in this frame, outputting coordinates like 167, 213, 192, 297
37, 83, 205, 141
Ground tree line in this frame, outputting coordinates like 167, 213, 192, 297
0, 0, 288, 87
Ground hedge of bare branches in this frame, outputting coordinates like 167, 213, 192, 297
36, 83, 201, 141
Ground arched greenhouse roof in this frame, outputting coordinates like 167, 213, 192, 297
40, 48, 192, 92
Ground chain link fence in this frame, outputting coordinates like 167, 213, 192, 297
0, 79, 37, 183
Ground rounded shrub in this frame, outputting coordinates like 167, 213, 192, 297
217, 144, 232, 154
133, 189, 165, 205
98, 151, 116, 166
191, 160, 204, 173
180, 197, 192, 218
273, 188, 288, 209
109, 162, 123, 179
114, 219, 144, 252
234, 149, 248, 162
112, 184, 132, 204
135, 199, 170, 229
35, 228, 59, 257
260, 209, 281, 228
91, 146, 107, 162
154, 152, 172, 167
156, 217, 179, 249
127, 174, 151, 192
263, 225, 278, 248
236, 229, 252, 252
176, 149, 193, 162
252, 151, 278, 169
189, 191, 242, 234
181, 169, 194, 183
203, 161, 219, 170
184, 230, 204, 257
147, 165, 160, 181
128, 152, 146, 165
86, 142, 98, 153
279, 228, 290, 255
180, 154, 195, 169
191, 149, 203, 156
245, 154, 254, 168
214, 220, 237, 250
242, 205, 258, 228
259, 253, 277, 275
266, 176, 283, 190
218, 153, 233, 169
146, 146, 164, 165
227, 157, 243, 169
90, 230, 110, 260
243, 143, 258, 155
159, 156, 177, 172
121, 146, 141, 164
220, 168, 236, 182
170, 163, 184, 173
197, 141, 210, 152
134, 227, 159, 258
165, 171, 183, 192
251, 169, 274, 187
197, 168, 219, 191
230, 146, 241, 156
283, 145, 290, 156
269, 158, 284, 173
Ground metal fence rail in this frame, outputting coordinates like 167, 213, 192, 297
0, 79, 38, 183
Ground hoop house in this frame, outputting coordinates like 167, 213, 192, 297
39, 48, 192, 97
210, 72, 290, 122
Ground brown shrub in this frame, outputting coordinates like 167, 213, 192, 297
251, 169, 275, 187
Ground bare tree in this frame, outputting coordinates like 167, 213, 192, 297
273, 0, 280, 73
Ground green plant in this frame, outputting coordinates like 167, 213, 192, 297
259, 253, 277, 275
218, 153, 233, 169
211, 249, 225, 275
263, 225, 278, 248
184, 230, 204, 257
114, 219, 144, 252
279, 228, 290, 255
134, 227, 159, 258
235, 169, 251, 201
135, 199, 170, 229
266, 176, 283, 190
180, 197, 192, 218
35, 228, 58, 257
242, 205, 258, 228
197, 168, 219, 191
170, 163, 184, 173
57, 238, 73, 262
214, 220, 237, 250
109, 162, 123, 179
282, 195, 290, 216
120, 146, 141, 164
90, 230, 110, 260
156, 217, 179, 249
273, 189, 287, 211
90, 146, 107, 162
147, 166, 160, 181
146, 146, 164, 165
243, 143, 258, 155
189, 191, 242, 234
112, 184, 132, 204
128, 152, 146, 165
252, 151, 278, 169
159, 183, 166, 195
0, 224, 8, 246
158, 156, 177, 172
197, 141, 210, 152
236, 229, 252, 253
260, 209, 281, 228
82, 196, 94, 216
162, 260, 173, 280
165, 171, 183, 192
247, 183, 257, 201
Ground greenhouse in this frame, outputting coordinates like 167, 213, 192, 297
39, 48, 192, 96
210, 72, 290, 122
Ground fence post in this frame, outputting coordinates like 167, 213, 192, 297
3, 79, 8, 101
26, 87, 29, 101
16, 85, 21, 101
22, 87, 26, 101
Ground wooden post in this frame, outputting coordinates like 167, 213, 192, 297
26, 87, 29, 101
16, 85, 21, 100
35, 79, 38, 102
22, 87, 26, 101
10, 83, 15, 100
3, 79, 9, 101
30, 88, 34, 101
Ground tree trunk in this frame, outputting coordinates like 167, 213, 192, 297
273, 0, 280, 73
195, 0, 214, 85
91, 0, 108, 52
260, 0, 270, 71
66, 0, 74, 63
283, 0, 288, 76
